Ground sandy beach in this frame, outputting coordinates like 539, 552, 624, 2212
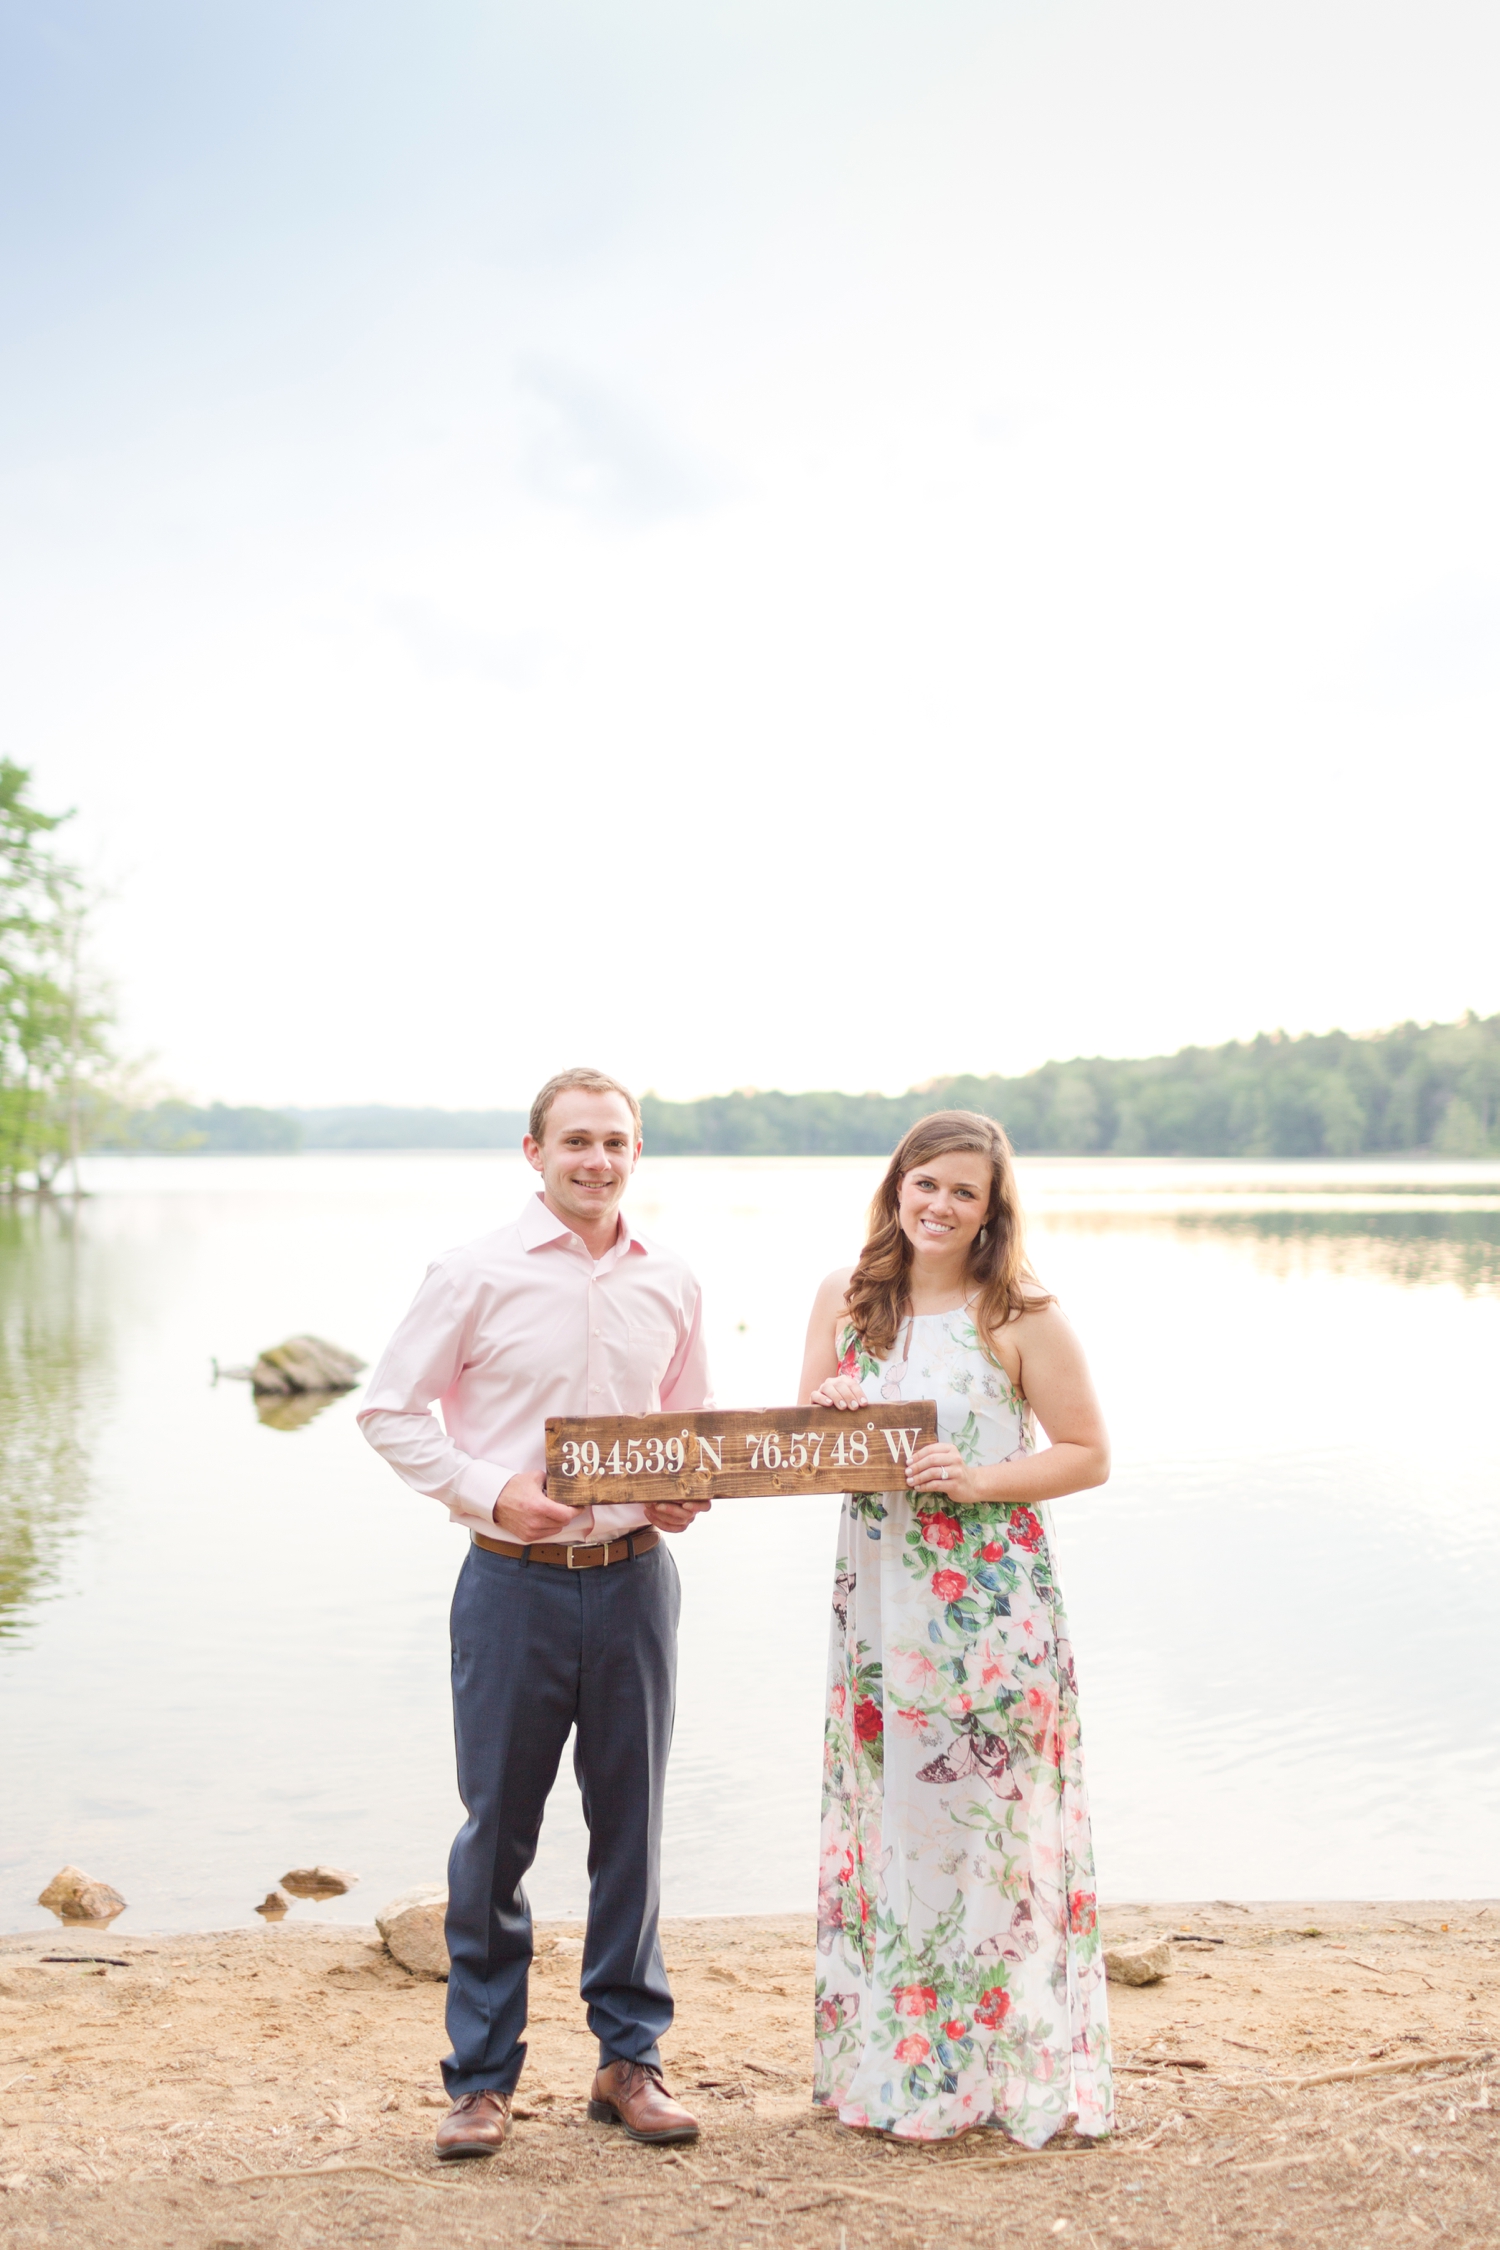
1, 1899, 1496, 2248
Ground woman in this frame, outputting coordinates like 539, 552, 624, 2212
799, 1110, 1113, 2145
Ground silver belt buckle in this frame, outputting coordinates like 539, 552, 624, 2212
566, 1542, 605, 1570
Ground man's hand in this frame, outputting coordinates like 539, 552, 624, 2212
643, 1498, 713, 1534
493, 1473, 586, 1544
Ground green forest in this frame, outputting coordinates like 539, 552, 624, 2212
103, 1014, 1500, 1161
638, 1015, 1500, 1159
7, 727, 1480, 1175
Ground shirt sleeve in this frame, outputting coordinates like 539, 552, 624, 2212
357, 1263, 518, 1534
660, 1284, 713, 1414
588, 1282, 714, 1543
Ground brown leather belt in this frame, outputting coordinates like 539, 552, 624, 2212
472, 1525, 660, 1570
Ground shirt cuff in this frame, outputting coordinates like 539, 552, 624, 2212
455, 1457, 512, 1519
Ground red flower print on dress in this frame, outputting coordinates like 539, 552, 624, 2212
891, 1984, 938, 2018
813, 1311, 1113, 2143
1068, 1888, 1097, 1935
973, 1985, 1012, 2029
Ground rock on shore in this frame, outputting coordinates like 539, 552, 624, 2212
281, 1865, 359, 1899
250, 1337, 366, 1395
1103, 1937, 1173, 1984
376, 1886, 449, 1979
37, 1865, 126, 1922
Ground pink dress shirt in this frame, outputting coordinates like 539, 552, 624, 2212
358, 1192, 712, 1545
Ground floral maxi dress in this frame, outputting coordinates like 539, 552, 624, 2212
815, 1311, 1113, 2143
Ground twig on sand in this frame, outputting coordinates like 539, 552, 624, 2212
1286, 2050, 1486, 2090
227, 2159, 444, 2191
782, 2184, 959, 2213
1218, 2150, 1322, 2176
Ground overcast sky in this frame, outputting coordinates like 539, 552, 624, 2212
3, 0, 1497, 1107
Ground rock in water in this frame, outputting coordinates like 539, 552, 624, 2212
377, 1886, 449, 1980
250, 1336, 366, 1396
280, 1864, 359, 1900
1103, 1939, 1173, 1986
254, 1888, 291, 1919
38, 1865, 127, 1923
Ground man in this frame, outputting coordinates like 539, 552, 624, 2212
359, 1068, 711, 2159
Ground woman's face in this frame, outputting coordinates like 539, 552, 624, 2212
896, 1150, 993, 1266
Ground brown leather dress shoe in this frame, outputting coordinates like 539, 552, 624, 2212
589, 2059, 700, 2144
434, 2088, 513, 2159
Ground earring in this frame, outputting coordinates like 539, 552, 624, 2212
977, 1226, 989, 1247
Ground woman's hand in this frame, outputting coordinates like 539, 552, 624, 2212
907, 1441, 980, 1506
809, 1375, 868, 1411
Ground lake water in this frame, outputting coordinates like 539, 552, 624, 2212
2, 1152, 1498, 1935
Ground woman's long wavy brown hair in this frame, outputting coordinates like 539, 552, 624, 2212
845, 1110, 1052, 1361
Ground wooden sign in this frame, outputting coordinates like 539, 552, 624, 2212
544, 1402, 939, 1506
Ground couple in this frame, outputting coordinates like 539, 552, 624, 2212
359, 1066, 1113, 2159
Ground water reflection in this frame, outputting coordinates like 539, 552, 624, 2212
4, 1157, 1499, 1926
0, 1205, 108, 1642
1174, 1207, 1500, 1294
1039, 1204, 1500, 1295
251, 1387, 345, 1433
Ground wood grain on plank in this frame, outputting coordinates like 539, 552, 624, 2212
545, 1402, 939, 1504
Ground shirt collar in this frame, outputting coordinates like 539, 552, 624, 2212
517, 1192, 648, 1258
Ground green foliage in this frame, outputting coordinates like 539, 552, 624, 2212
0, 763, 113, 1194
93, 1104, 535, 1152
101, 1101, 304, 1154
640, 1014, 1500, 1159
93, 1015, 1500, 1161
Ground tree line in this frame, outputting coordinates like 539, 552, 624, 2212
638, 1016, 1500, 1160
0, 764, 111, 1194
101, 1014, 1500, 1161
10, 751, 1490, 1180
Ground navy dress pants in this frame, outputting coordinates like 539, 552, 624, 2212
442, 1536, 680, 2096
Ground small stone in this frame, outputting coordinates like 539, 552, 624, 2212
1104, 1940, 1173, 1986
376, 1886, 449, 1980
251, 1337, 366, 1396
37, 1866, 126, 1923
280, 1865, 359, 1900
254, 1889, 291, 1919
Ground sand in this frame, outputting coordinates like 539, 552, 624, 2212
2, 1900, 1497, 2248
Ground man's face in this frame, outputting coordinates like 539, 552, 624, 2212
524, 1089, 640, 1235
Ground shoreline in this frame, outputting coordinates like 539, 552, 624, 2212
8, 1892, 1497, 1941
2, 1900, 1495, 2247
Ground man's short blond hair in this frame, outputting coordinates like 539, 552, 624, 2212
528, 1068, 643, 1146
